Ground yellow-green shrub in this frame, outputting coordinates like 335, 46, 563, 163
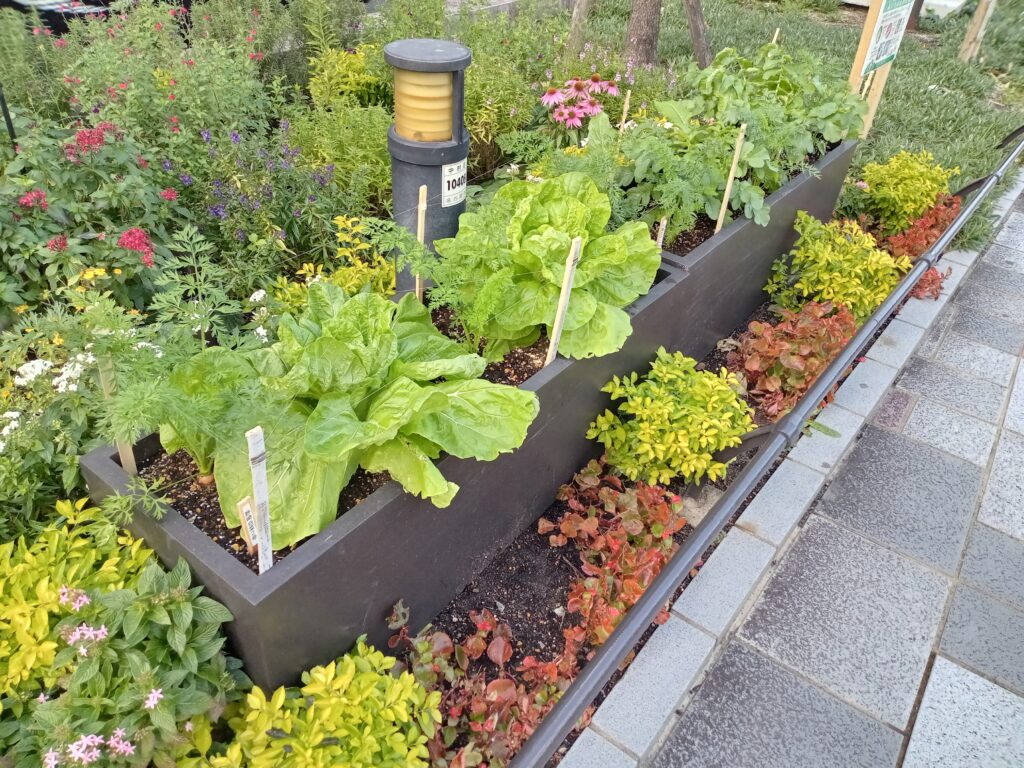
210, 638, 441, 768
308, 45, 390, 109
587, 349, 755, 486
767, 212, 911, 324
861, 151, 958, 235
0, 499, 152, 699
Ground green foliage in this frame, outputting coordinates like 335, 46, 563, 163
587, 349, 754, 486
210, 638, 439, 767
860, 150, 959, 235
430, 173, 661, 361
0, 500, 245, 767
728, 301, 857, 419
116, 284, 538, 549
767, 212, 911, 323
307, 45, 390, 108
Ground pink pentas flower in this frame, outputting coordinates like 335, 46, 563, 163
144, 688, 163, 710
540, 87, 565, 107
47, 234, 68, 252
53, 38, 68, 49
43, 749, 60, 768
160, 188, 178, 201
18, 189, 48, 211
117, 227, 154, 267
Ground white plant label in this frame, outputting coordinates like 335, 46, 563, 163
245, 427, 274, 574
441, 158, 468, 207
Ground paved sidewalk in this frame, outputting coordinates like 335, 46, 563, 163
561, 181, 1024, 767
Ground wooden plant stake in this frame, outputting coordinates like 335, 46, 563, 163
245, 427, 274, 574
415, 184, 427, 303
656, 216, 669, 248
236, 496, 258, 556
714, 122, 747, 234
97, 355, 138, 475
860, 63, 891, 138
958, 0, 996, 62
619, 89, 632, 136
771, 27, 780, 44
544, 237, 584, 367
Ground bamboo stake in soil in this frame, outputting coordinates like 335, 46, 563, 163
415, 185, 427, 303
715, 123, 747, 234
656, 216, 669, 248
98, 356, 138, 476
544, 237, 584, 367
771, 27, 780, 44
619, 89, 632, 135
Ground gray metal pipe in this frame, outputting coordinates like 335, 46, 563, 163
510, 135, 1024, 768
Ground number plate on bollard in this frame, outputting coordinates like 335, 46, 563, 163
442, 158, 468, 207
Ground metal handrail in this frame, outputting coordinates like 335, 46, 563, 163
510, 132, 1024, 768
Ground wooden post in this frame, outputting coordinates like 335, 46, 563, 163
245, 427, 274, 574
683, 0, 712, 69
714, 123, 747, 234
656, 216, 669, 248
98, 356, 138, 476
544, 237, 584, 367
619, 89, 633, 135
959, 0, 997, 62
860, 62, 892, 138
415, 185, 427, 303
771, 27, 780, 44
849, 0, 885, 94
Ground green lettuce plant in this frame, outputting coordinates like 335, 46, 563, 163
587, 349, 755, 486
429, 172, 661, 361
146, 283, 539, 549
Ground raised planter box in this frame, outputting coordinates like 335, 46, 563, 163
81, 140, 857, 689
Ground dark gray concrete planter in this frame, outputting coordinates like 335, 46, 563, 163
81, 140, 857, 690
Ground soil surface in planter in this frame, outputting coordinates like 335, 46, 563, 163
138, 452, 389, 573
665, 214, 718, 257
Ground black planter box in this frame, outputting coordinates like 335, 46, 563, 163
81, 140, 857, 689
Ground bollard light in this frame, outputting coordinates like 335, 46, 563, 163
384, 38, 472, 292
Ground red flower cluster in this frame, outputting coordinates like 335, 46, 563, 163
47, 234, 68, 252
117, 227, 154, 267
18, 189, 48, 211
64, 122, 118, 162
159, 188, 178, 201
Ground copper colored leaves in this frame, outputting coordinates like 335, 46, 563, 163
884, 194, 961, 261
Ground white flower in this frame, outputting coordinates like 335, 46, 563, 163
0, 440, 5, 453
2, 411, 19, 420
14, 359, 53, 387
249, 289, 267, 304
254, 326, 269, 343
580, 138, 589, 148
133, 341, 163, 359
662, 121, 673, 129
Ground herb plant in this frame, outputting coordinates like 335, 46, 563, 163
767, 212, 911, 324
587, 349, 755, 486
429, 172, 661, 361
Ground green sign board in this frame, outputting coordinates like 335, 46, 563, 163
862, 0, 915, 76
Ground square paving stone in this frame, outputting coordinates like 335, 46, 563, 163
894, 298, 947, 332
560, 729, 636, 768
1004, 375, 1024, 435
903, 398, 997, 467
896, 356, 1006, 424
968, 263, 1024, 297
590, 615, 715, 756
816, 425, 981, 573
870, 388, 916, 431
903, 656, 1024, 768
979, 431, 1024, 540
673, 528, 776, 635
738, 516, 949, 728
961, 523, 1024, 611
786, 404, 864, 474
932, 332, 1015, 386
832, 358, 899, 416
867, 319, 926, 367
915, 304, 956, 358
940, 248, 981, 267
954, 282, 1024, 325
940, 585, 1024, 696
650, 642, 902, 768
937, 259, 969, 296
983, 243, 1024, 275
737, 459, 826, 546
994, 212, 1024, 251
948, 303, 1024, 355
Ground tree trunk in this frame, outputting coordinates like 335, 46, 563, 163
905, 0, 926, 31
683, 0, 712, 68
625, 0, 662, 67
567, 0, 594, 59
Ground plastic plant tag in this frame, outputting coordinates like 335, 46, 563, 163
245, 427, 274, 574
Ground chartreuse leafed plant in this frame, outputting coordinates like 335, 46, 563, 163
117, 283, 538, 549
860, 151, 959, 235
587, 349, 755, 486
767, 212, 911, 324
428, 173, 661, 361
207, 638, 440, 767
0, 500, 247, 768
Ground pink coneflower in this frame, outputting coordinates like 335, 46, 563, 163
564, 106, 583, 129
144, 688, 163, 710
605, 80, 620, 96
564, 77, 590, 101
588, 73, 606, 92
552, 105, 570, 124
540, 87, 565, 107
578, 99, 603, 117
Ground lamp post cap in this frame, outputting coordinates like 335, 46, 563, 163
384, 39, 472, 72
